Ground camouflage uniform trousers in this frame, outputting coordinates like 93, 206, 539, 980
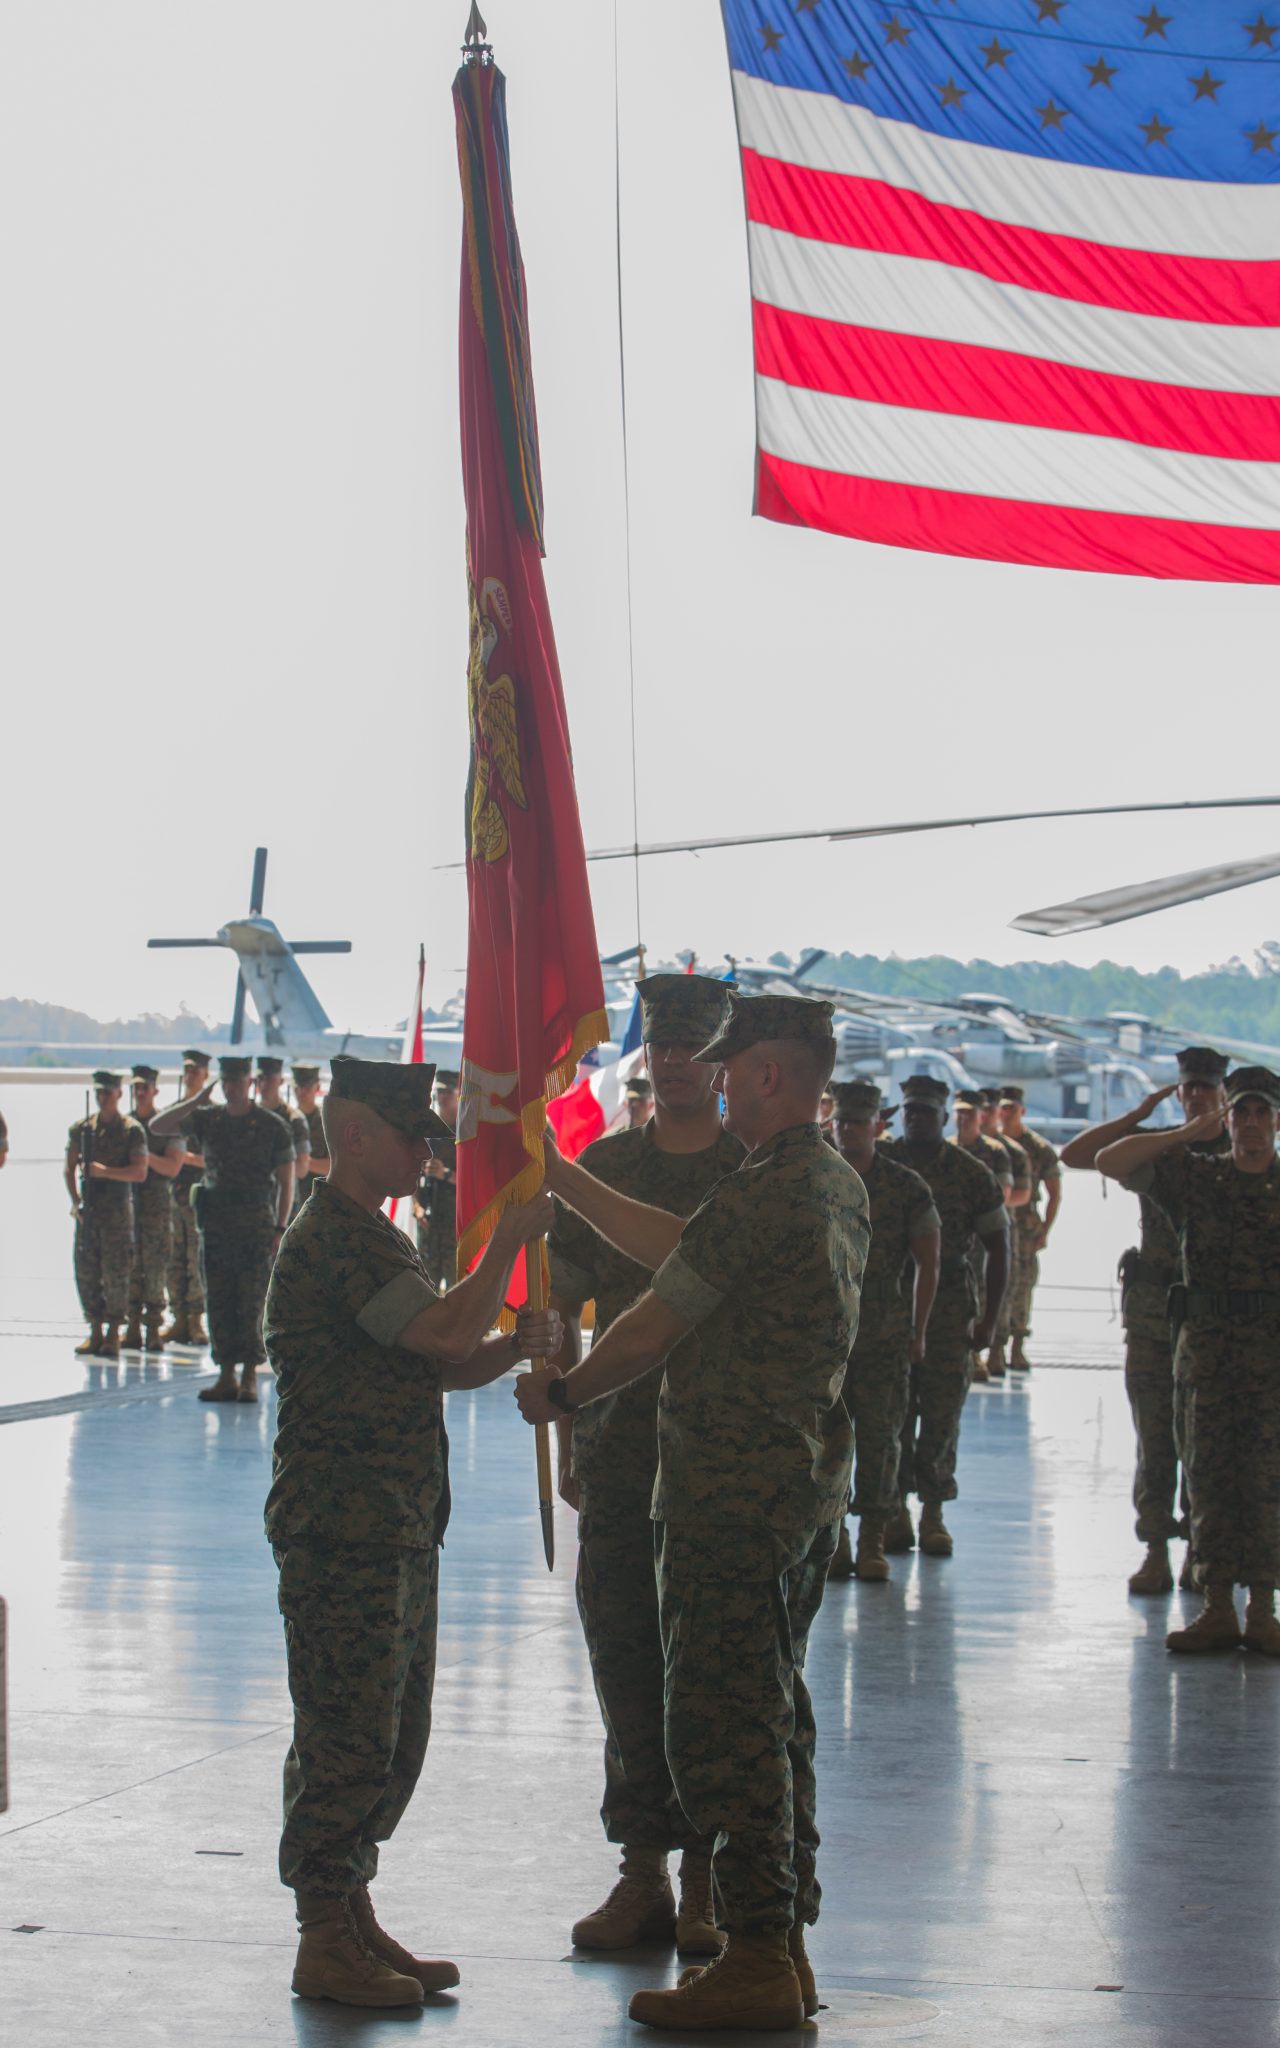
128, 1200, 173, 1319
845, 1318, 911, 1516
576, 1491, 708, 1851
1123, 1283, 1188, 1544
898, 1284, 975, 1505
1178, 1320, 1280, 1588
657, 1519, 837, 1935
199, 1210, 275, 1368
74, 1205, 135, 1324
275, 1540, 439, 1894
996, 1214, 1040, 1346
167, 1192, 205, 1314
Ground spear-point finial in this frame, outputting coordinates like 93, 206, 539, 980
462, 2, 492, 62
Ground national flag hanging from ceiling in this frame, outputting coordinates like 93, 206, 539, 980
453, 47, 609, 1294
721, 1, 1280, 583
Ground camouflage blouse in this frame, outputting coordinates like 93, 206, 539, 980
649, 1122, 869, 1543
1127, 1148, 1280, 1294
882, 1138, 1005, 1285
264, 1181, 447, 1550
1132, 1133, 1233, 1287
549, 1123, 744, 1506
190, 1104, 294, 1208
855, 1151, 940, 1345
67, 1112, 147, 1215
954, 1132, 1012, 1192
134, 1108, 184, 1218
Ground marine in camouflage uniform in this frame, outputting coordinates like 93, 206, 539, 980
1062, 1047, 1231, 1594
414, 1070, 458, 1290
291, 1064, 329, 1209
164, 1049, 211, 1343
524, 994, 867, 2031
125, 1064, 184, 1347
150, 1055, 295, 1400
548, 974, 743, 1952
265, 1054, 553, 2007
883, 1075, 1007, 1557
65, 1070, 148, 1356
256, 1056, 312, 1196
1102, 1066, 1280, 1656
952, 1088, 1013, 1384
827, 1080, 939, 1582
994, 1086, 1062, 1367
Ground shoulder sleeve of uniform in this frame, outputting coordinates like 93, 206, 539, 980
268, 1112, 295, 1165
547, 1197, 597, 1308
905, 1170, 941, 1237
163, 1136, 185, 1159
651, 1172, 756, 1328
126, 1119, 148, 1160
1038, 1134, 1062, 1178
190, 1107, 213, 1136
1125, 1150, 1187, 1220
355, 1265, 440, 1346
326, 1215, 438, 1343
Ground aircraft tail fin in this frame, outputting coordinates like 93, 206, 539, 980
219, 918, 334, 1043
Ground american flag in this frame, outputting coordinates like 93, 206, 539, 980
721, 1, 1280, 581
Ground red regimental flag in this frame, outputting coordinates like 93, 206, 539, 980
453, 51, 607, 1300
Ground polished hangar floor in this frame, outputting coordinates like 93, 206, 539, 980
2, 1330, 1278, 2048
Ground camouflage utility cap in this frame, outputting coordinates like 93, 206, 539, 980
693, 992, 834, 1064
639, 972, 735, 1048
291, 1064, 321, 1086
998, 1085, 1026, 1105
329, 1055, 452, 1141
182, 1048, 210, 1068
219, 1055, 252, 1078
131, 1063, 160, 1085
1225, 1065, 1280, 1109
901, 1073, 949, 1105
625, 1076, 653, 1100
92, 1069, 123, 1090
953, 1088, 985, 1109
434, 1069, 461, 1091
830, 1079, 885, 1121
1177, 1046, 1229, 1082
981, 1087, 1002, 1107
256, 1055, 284, 1076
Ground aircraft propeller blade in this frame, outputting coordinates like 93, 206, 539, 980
146, 938, 222, 948
231, 974, 248, 1045
1011, 851, 1280, 936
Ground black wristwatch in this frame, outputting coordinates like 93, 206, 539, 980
546, 1376, 577, 1415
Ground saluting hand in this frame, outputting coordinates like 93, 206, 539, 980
514, 1366, 563, 1426
1179, 1106, 1227, 1141
1135, 1082, 1178, 1123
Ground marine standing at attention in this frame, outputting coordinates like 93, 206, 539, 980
1097, 1067, 1280, 1657
123, 1063, 184, 1352
518, 993, 868, 2033
264, 1056, 559, 2009
65, 1070, 148, 1359
951, 1087, 1012, 1384
291, 1064, 329, 1205
991, 1086, 1061, 1373
163, 1048, 212, 1347
1061, 1047, 1230, 1595
413, 1069, 459, 1291
827, 1080, 939, 1583
150, 1054, 294, 1403
882, 1075, 1007, 1560
256, 1057, 312, 1188
622, 1074, 655, 1129
547, 973, 743, 1959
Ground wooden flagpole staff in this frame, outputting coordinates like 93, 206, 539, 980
526, 1242, 555, 1571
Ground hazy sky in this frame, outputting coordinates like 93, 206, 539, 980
5, 1, 1280, 1035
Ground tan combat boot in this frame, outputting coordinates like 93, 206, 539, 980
122, 1316, 144, 1351
199, 1368, 241, 1403
571, 1846, 676, 1949
1244, 1586, 1280, 1657
675, 1847, 724, 1957
787, 1925, 819, 2019
1129, 1543, 1173, 1595
918, 1501, 954, 1557
145, 1314, 167, 1351
97, 1326, 121, 1360
986, 1344, 1007, 1380
291, 1892, 423, 2007
1179, 1549, 1199, 1592
1010, 1343, 1032, 1372
237, 1364, 259, 1403
349, 1882, 460, 1993
971, 1356, 990, 1383
160, 1311, 189, 1345
75, 1325, 105, 1357
883, 1502, 915, 1554
827, 1519, 855, 1581
1166, 1584, 1241, 1654
188, 1312, 209, 1346
629, 1930, 803, 2031
854, 1514, 891, 1582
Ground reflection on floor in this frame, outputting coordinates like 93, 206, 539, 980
2, 1344, 1278, 2047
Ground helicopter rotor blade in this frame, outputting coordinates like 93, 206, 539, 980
1011, 851, 1280, 936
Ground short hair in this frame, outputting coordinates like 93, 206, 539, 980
757, 1036, 836, 1096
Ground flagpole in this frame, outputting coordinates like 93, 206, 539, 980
526, 1247, 555, 1570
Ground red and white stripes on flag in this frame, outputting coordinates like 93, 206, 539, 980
726, 59, 1280, 583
